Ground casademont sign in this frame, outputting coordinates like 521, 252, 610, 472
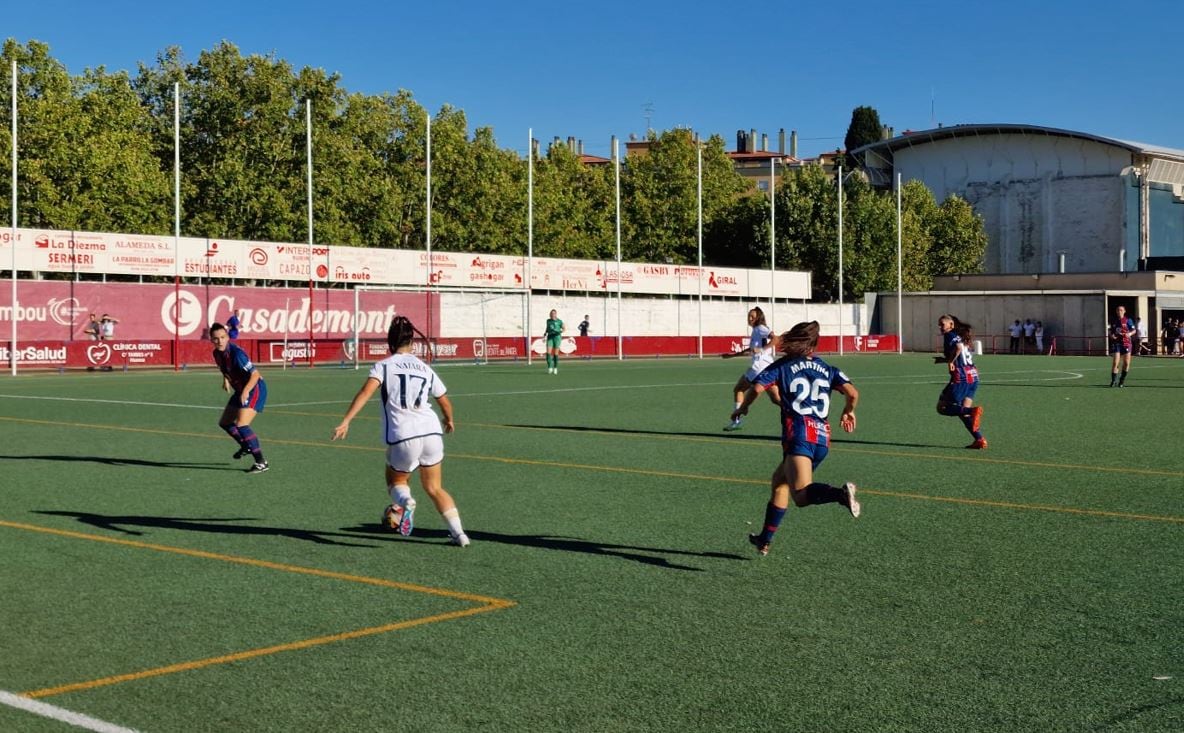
0, 282, 434, 341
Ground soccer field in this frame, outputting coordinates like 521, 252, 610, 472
1, 354, 1181, 732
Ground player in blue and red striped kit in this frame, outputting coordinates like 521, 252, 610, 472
1108, 305, 1136, 387
936, 314, 986, 449
210, 322, 269, 474
731, 320, 860, 556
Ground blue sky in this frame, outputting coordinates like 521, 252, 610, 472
7, 0, 1183, 158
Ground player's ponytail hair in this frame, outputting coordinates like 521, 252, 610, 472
748, 307, 767, 328
387, 316, 428, 351
941, 313, 974, 343
779, 320, 820, 358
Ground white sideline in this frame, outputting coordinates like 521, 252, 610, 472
0, 690, 141, 733
0, 394, 219, 410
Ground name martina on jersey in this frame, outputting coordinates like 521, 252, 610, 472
790, 360, 834, 376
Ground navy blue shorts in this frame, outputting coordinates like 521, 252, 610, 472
783, 439, 829, 470
1109, 342, 1130, 355
940, 381, 978, 405
228, 380, 267, 413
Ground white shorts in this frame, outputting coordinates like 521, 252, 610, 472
385, 435, 445, 472
743, 361, 773, 382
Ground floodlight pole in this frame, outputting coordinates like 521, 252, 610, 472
615, 137, 622, 361
838, 166, 844, 356
696, 141, 703, 359
306, 99, 314, 367
10, 60, 17, 376
527, 128, 533, 366
896, 172, 903, 354
425, 112, 433, 355
769, 157, 775, 333
173, 82, 181, 371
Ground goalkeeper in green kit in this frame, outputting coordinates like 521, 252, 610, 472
544, 309, 564, 374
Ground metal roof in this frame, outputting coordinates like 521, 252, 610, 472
851, 123, 1184, 163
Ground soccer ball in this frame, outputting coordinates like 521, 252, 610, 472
382, 504, 404, 530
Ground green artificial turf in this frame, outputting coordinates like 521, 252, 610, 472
1, 354, 1181, 732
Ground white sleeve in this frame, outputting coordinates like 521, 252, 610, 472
367, 362, 383, 383
429, 368, 447, 398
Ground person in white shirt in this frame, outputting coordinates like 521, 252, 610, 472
1022, 319, 1035, 353
1008, 320, 1022, 354
1035, 321, 1045, 354
332, 316, 470, 547
722, 307, 776, 431
1135, 318, 1150, 355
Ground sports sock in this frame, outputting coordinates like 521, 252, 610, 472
442, 507, 465, 537
1119, 368, 1129, 385
546, 354, 554, 369
804, 482, 844, 506
1110, 372, 1118, 386
221, 423, 244, 445
939, 403, 962, 417
236, 425, 264, 462
388, 484, 412, 507
758, 502, 787, 544
959, 414, 977, 435
552, 354, 559, 371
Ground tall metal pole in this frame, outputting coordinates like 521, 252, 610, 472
306, 99, 314, 366
425, 113, 433, 350
769, 157, 775, 332
173, 82, 181, 371
9, 60, 16, 376
696, 142, 703, 359
838, 166, 844, 356
527, 128, 533, 366
614, 137, 622, 361
896, 172, 903, 354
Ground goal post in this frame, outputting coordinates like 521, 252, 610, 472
352, 285, 530, 368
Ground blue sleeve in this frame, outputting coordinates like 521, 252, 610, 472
753, 365, 778, 388
831, 367, 851, 389
233, 347, 254, 373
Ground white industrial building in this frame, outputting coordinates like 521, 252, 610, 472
854, 124, 1184, 274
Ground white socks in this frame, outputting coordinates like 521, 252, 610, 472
388, 484, 413, 507
442, 507, 465, 537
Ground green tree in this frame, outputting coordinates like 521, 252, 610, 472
843, 105, 883, 169
927, 193, 987, 277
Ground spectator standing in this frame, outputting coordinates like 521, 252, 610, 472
84, 313, 100, 341
578, 315, 590, 337
1035, 321, 1045, 354
1008, 320, 1022, 354
99, 314, 119, 341
227, 309, 242, 340
1022, 319, 1035, 353
1135, 318, 1149, 356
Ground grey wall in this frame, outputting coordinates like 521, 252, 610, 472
873, 292, 1107, 353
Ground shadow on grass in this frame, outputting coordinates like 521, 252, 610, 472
33, 510, 378, 547
1, 454, 233, 470
507, 423, 778, 443
342, 523, 746, 572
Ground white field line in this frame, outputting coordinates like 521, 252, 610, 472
0, 690, 141, 733
0, 394, 220, 409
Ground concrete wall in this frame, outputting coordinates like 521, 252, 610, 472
893, 134, 1133, 275
438, 292, 869, 339
873, 292, 1107, 352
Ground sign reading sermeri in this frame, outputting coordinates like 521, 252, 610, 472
0, 227, 810, 299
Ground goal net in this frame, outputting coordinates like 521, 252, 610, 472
351, 286, 530, 368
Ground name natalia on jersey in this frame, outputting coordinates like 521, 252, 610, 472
369, 353, 447, 445
753, 355, 851, 446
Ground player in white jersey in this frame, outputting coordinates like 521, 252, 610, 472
332, 316, 470, 547
722, 307, 776, 431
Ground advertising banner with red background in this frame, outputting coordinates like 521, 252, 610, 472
0, 281, 435, 341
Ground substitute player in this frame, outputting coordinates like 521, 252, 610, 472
544, 309, 564, 374
332, 316, 470, 547
936, 314, 986, 449
722, 307, 775, 431
210, 322, 269, 474
731, 320, 859, 556
1108, 305, 1136, 387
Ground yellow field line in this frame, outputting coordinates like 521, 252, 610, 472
1, 416, 1180, 525
21, 606, 501, 699
0, 520, 514, 699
